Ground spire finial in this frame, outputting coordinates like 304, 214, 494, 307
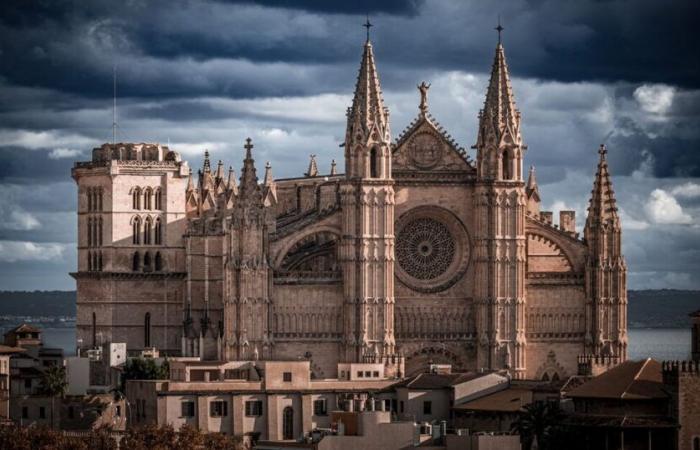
330, 159, 337, 176
598, 143, 607, 157
495, 16, 504, 44
363, 14, 373, 42
418, 81, 431, 116
244, 137, 254, 159
203, 150, 211, 172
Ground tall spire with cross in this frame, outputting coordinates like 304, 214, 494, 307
363, 14, 373, 42
239, 138, 259, 197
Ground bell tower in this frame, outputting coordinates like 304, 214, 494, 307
339, 26, 399, 374
473, 29, 528, 378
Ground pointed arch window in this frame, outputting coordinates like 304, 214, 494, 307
97, 188, 103, 211
87, 251, 93, 271
97, 252, 103, 271
132, 217, 141, 245
144, 188, 153, 210
144, 217, 153, 245
144, 313, 151, 348
541, 373, 550, 382
132, 188, 141, 210
144, 252, 152, 272
369, 148, 379, 178
502, 150, 512, 180
132, 252, 140, 271
155, 189, 162, 210
87, 218, 93, 247
154, 218, 162, 245
98, 217, 103, 246
87, 188, 93, 212
92, 312, 97, 347
155, 252, 163, 271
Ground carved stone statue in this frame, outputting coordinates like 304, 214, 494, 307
418, 81, 431, 115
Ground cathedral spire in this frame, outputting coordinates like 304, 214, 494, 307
186, 167, 194, 192
305, 154, 318, 177
526, 166, 539, 196
203, 150, 211, 173
239, 138, 259, 198
474, 32, 524, 181
585, 144, 620, 231
330, 159, 337, 176
215, 159, 224, 181
227, 166, 238, 195
264, 161, 274, 186
346, 36, 390, 146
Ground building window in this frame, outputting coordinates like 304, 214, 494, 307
132, 217, 141, 244
144, 313, 151, 348
373, 371, 379, 378
210, 401, 228, 417
24, 379, 31, 390
155, 189, 162, 210
313, 399, 327, 416
245, 400, 263, 417
283, 407, 294, 440
87, 218, 93, 247
132, 252, 140, 271
144, 188, 153, 210
364, 371, 371, 378
181, 401, 195, 418
98, 217, 103, 246
400, 401, 404, 413
423, 401, 432, 415
144, 217, 152, 245
154, 218, 162, 245
369, 147, 378, 178
22, 407, 28, 419
357, 371, 363, 378
92, 312, 97, 347
68, 406, 75, 419
694, 437, 700, 450
39, 406, 46, 419
133, 188, 141, 210
283, 372, 292, 382
115, 405, 121, 417
155, 252, 163, 271
144, 252, 152, 271
502, 150, 512, 180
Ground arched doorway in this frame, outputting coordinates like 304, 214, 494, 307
282, 406, 294, 440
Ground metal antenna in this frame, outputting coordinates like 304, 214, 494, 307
112, 65, 117, 145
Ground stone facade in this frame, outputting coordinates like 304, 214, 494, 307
72, 37, 628, 380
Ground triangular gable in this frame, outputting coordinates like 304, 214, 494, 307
392, 114, 475, 173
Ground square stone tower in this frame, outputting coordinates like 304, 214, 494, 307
72, 143, 189, 355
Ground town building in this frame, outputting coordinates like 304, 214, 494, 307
71, 31, 628, 383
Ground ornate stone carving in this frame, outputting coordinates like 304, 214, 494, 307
408, 132, 442, 169
396, 218, 454, 280
394, 206, 471, 293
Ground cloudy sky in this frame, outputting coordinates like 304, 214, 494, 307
0, 0, 698, 291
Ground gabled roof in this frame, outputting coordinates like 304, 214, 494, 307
5, 323, 40, 335
567, 359, 666, 400
385, 372, 489, 391
453, 388, 533, 412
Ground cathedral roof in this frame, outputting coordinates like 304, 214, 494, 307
476, 43, 522, 149
585, 144, 620, 229
346, 39, 390, 143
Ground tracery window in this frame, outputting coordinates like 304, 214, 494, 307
396, 217, 455, 280
132, 217, 141, 245
370, 148, 378, 178
144, 188, 153, 210
98, 217, 103, 246
154, 218, 162, 245
87, 218, 93, 247
502, 150, 512, 180
132, 252, 140, 271
132, 188, 141, 210
143, 252, 152, 271
144, 217, 152, 245
155, 252, 163, 271
155, 189, 162, 210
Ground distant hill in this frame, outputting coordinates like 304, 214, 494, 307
0, 291, 75, 316
0, 289, 696, 328
628, 289, 698, 328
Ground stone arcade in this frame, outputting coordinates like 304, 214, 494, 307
72, 33, 627, 380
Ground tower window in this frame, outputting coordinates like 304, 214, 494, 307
144, 252, 152, 271
155, 252, 163, 271
144, 312, 151, 348
132, 188, 141, 210
502, 150, 512, 180
98, 217, 103, 246
370, 148, 378, 178
132, 217, 141, 245
155, 189, 162, 210
132, 252, 140, 271
92, 312, 97, 347
144, 217, 152, 245
154, 218, 162, 245
144, 188, 153, 210
87, 218, 93, 247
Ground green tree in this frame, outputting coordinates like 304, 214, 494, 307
121, 358, 169, 386
38, 365, 68, 429
511, 401, 564, 450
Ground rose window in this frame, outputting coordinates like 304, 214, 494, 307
396, 218, 456, 280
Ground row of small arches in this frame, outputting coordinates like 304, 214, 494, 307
526, 312, 585, 334
132, 251, 165, 272
131, 187, 162, 211
131, 216, 163, 245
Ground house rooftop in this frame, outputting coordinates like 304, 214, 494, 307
453, 387, 533, 413
567, 358, 667, 400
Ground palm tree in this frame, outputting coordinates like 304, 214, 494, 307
511, 401, 563, 450
39, 365, 68, 429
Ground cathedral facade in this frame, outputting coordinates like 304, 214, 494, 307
72, 37, 627, 380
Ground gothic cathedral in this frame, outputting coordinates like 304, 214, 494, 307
72, 35, 627, 380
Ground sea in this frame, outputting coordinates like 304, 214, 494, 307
15, 326, 693, 361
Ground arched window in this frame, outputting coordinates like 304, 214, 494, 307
98, 217, 103, 246
87, 251, 93, 271
693, 437, 700, 450
155, 252, 163, 271
92, 312, 97, 347
155, 189, 162, 210
97, 188, 103, 211
502, 150, 512, 180
87, 188, 93, 212
551, 372, 560, 382
541, 373, 550, 382
154, 218, 162, 245
145, 188, 153, 210
87, 218, 93, 247
144, 217, 152, 245
132, 188, 141, 210
97, 252, 102, 271
369, 148, 378, 178
144, 252, 152, 271
132, 217, 141, 245
144, 313, 151, 348
132, 252, 140, 271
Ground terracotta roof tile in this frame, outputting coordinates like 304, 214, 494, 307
567, 359, 667, 400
